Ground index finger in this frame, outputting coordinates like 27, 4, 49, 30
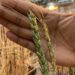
1, 0, 47, 18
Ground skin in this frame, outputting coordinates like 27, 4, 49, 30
0, 0, 75, 66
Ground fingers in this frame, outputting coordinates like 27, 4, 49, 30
0, 5, 30, 28
6, 31, 35, 52
0, 17, 32, 40
1, 0, 47, 18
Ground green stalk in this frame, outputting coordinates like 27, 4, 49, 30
54, 0, 58, 2
28, 11, 49, 75
39, 17, 56, 75
69, 67, 74, 75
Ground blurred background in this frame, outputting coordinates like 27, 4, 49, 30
32, 0, 75, 12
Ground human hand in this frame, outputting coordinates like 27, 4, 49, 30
0, 0, 75, 66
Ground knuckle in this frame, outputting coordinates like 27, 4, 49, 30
25, 41, 30, 48
0, 5, 5, 17
2, 0, 17, 9
15, 16, 22, 24
16, 36, 20, 44
16, 26, 21, 35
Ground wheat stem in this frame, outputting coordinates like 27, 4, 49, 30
38, 17, 56, 75
28, 11, 49, 75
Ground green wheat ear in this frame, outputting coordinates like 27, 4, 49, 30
28, 10, 49, 75
38, 15, 56, 75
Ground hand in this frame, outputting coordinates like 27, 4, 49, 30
0, 0, 75, 66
